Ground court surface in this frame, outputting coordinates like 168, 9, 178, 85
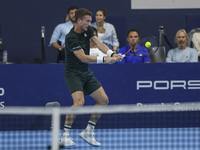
1, 127, 199, 150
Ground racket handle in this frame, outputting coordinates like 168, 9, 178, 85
122, 54, 125, 58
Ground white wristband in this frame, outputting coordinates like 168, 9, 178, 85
106, 49, 114, 57
97, 56, 104, 64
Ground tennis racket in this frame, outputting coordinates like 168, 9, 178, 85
122, 35, 159, 57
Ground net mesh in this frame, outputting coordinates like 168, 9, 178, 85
0, 114, 52, 150
0, 102, 199, 150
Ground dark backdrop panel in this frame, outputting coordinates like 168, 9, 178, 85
0, 0, 200, 63
0, 21, 1, 36
186, 14, 200, 32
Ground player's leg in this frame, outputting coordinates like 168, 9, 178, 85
60, 91, 85, 147
61, 71, 86, 147
89, 86, 109, 123
64, 91, 85, 126
79, 86, 109, 147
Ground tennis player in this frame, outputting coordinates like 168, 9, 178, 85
59, 8, 122, 148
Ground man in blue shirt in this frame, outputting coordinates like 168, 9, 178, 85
118, 29, 150, 63
50, 6, 78, 59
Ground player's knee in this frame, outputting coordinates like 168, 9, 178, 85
100, 97, 109, 105
73, 99, 85, 106
105, 97, 109, 105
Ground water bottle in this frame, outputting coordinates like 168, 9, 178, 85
3, 50, 7, 63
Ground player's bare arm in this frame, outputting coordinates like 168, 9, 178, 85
91, 36, 123, 61
73, 48, 121, 64
74, 49, 98, 64
91, 36, 109, 54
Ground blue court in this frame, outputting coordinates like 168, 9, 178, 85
1, 127, 199, 150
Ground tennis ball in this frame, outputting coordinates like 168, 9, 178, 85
145, 42, 151, 48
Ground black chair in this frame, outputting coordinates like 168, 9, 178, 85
56, 40, 65, 63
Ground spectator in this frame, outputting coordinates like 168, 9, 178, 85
91, 8, 119, 53
166, 29, 198, 62
50, 6, 78, 60
118, 29, 150, 63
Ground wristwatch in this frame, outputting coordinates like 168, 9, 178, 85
58, 46, 63, 51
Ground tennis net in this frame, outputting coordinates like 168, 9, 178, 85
0, 102, 199, 150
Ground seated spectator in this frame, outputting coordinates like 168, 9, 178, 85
187, 28, 200, 50
166, 29, 198, 62
90, 27, 107, 57
50, 6, 78, 60
118, 29, 150, 63
91, 8, 119, 53
191, 32, 200, 61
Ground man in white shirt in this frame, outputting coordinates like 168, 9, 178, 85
166, 29, 198, 63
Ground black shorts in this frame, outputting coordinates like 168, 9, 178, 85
64, 70, 101, 95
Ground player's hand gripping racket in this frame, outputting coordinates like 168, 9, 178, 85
122, 35, 159, 57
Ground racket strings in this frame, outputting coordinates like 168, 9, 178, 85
138, 36, 159, 56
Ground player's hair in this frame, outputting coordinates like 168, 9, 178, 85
96, 8, 107, 17
75, 8, 92, 22
91, 27, 98, 36
174, 29, 189, 43
67, 6, 78, 14
127, 29, 140, 37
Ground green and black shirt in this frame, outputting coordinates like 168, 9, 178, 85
64, 26, 95, 73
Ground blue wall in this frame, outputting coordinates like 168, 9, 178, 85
0, 0, 200, 63
0, 63, 200, 108
1, 63, 200, 130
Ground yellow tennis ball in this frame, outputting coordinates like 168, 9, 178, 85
145, 41, 151, 48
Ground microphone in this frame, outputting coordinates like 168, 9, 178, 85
41, 26, 45, 38
41, 26, 46, 62
45, 101, 61, 108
